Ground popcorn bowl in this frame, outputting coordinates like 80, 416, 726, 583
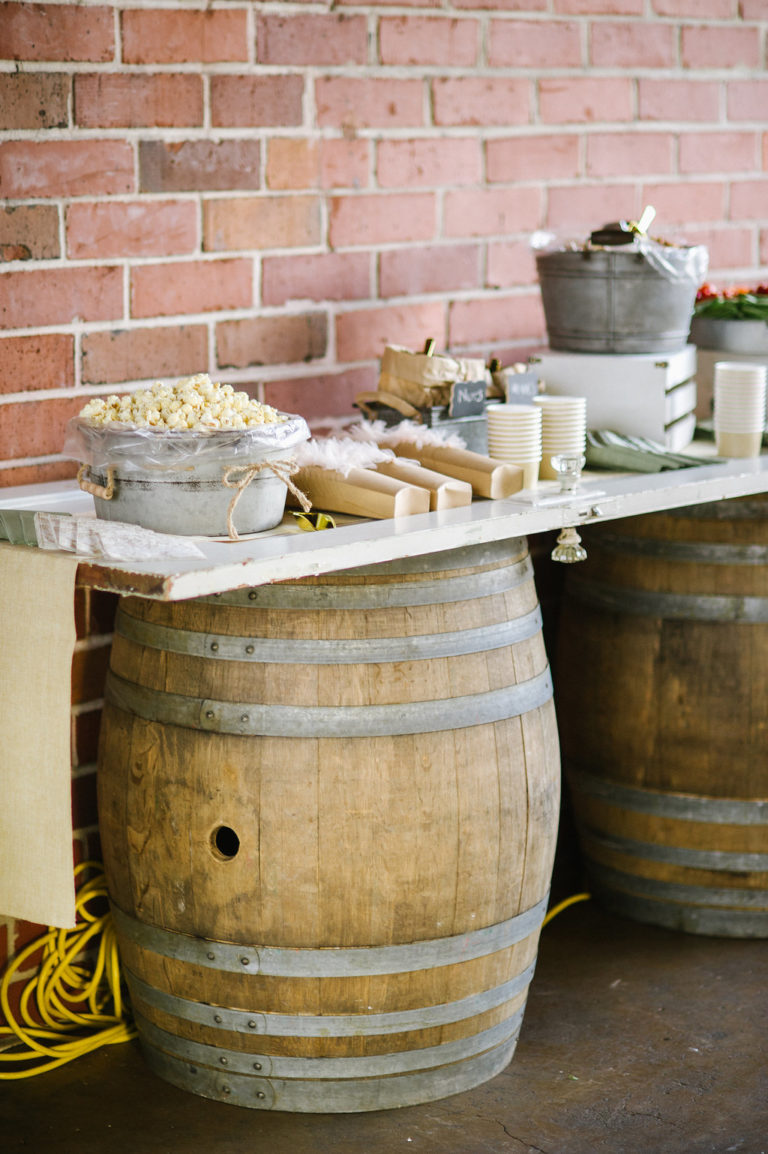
65, 413, 311, 539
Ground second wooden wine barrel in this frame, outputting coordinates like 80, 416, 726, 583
97, 539, 561, 1112
556, 498, 768, 938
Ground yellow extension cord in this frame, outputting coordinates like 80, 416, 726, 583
0, 862, 588, 1081
542, 891, 591, 926
0, 860, 136, 1080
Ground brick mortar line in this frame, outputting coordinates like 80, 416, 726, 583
0, 455, 78, 470
0, 239, 761, 282
8, 0, 755, 20
3, 63, 767, 78
1, 125, 765, 147
0, 356, 384, 401
0, 356, 388, 403
0, 285, 550, 336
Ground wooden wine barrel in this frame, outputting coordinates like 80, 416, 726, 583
556, 498, 768, 938
97, 539, 561, 1112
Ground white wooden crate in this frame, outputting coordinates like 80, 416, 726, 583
529, 345, 697, 450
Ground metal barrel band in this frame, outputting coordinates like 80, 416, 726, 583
586, 861, 768, 912
125, 959, 537, 1037
110, 895, 548, 978
565, 574, 768, 623
133, 1009, 524, 1080
199, 554, 533, 610
105, 665, 554, 738
139, 1032, 518, 1113
585, 531, 768, 567
588, 875, 768, 939
114, 604, 544, 666
565, 763, 768, 826
579, 827, 768, 873
336, 538, 526, 576
669, 499, 768, 522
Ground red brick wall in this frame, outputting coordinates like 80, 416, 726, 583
1, 0, 767, 990
2, 0, 767, 485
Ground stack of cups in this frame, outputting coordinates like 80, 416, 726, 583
486, 404, 542, 489
533, 395, 588, 480
713, 362, 767, 458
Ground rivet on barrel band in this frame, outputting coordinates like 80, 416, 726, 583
110, 895, 548, 977
124, 959, 537, 1037
105, 666, 554, 738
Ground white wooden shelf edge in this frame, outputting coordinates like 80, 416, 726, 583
1, 449, 767, 599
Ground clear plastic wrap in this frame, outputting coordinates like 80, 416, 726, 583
635, 234, 708, 285
62, 412, 310, 473
530, 228, 708, 286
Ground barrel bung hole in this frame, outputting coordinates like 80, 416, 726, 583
211, 825, 240, 860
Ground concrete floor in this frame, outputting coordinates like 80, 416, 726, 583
3, 897, 766, 1154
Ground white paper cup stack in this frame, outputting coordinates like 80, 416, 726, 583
533, 395, 587, 479
713, 362, 767, 458
486, 404, 542, 489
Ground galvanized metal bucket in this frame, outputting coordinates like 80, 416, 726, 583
536, 248, 702, 354
89, 449, 292, 538
77, 414, 310, 538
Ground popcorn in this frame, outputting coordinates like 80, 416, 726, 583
78, 374, 283, 432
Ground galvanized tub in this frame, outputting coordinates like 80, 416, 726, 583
70, 414, 310, 538
536, 245, 706, 354
690, 315, 768, 355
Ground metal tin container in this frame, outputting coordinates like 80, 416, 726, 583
90, 452, 288, 537
355, 402, 494, 455
689, 315, 768, 354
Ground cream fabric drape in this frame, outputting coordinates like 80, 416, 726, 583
0, 545, 79, 928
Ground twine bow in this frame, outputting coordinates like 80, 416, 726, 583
222, 458, 311, 541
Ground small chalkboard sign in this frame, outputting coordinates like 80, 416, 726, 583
448, 379, 486, 418
503, 371, 540, 403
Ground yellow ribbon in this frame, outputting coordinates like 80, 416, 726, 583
291, 510, 336, 532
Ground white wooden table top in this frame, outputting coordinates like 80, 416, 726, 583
2, 442, 767, 600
